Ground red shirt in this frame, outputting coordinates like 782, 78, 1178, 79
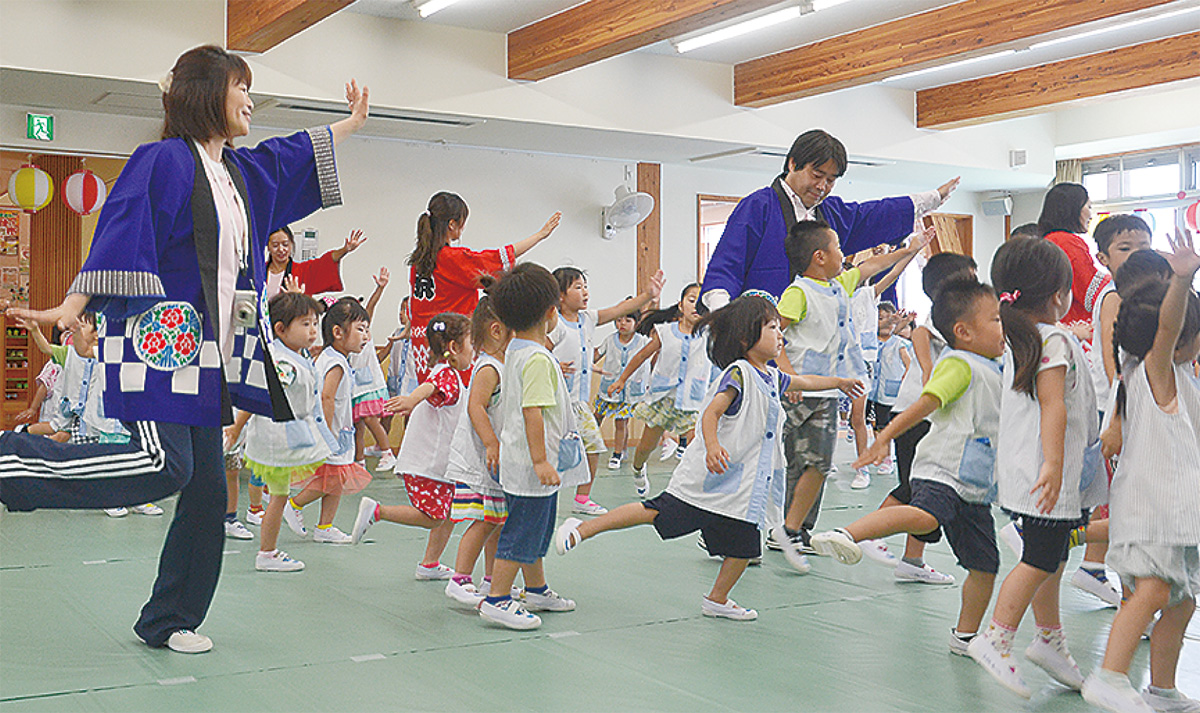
1044, 230, 1110, 329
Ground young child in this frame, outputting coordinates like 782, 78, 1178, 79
593, 308, 651, 471
548, 266, 664, 516
348, 316, 465, 556
607, 284, 709, 500
557, 295, 862, 620
350, 268, 397, 471
442, 297, 511, 604
813, 278, 1006, 654
283, 298, 374, 544
855, 301, 912, 489
968, 237, 1099, 699
381, 296, 418, 444
770, 220, 930, 573
1081, 228, 1200, 713
478, 263, 590, 630
15, 320, 68, 441
242, 293, 330, 571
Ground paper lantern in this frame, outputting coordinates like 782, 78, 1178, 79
63, 169, 107, 216
1186, 200, 1200, 232
6, 164, 53, 214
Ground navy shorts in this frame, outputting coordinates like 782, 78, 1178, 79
643, 491, 761, 559
1015, 512, 1087, 573
909, 479, 999, 575
495, 493, 557, 564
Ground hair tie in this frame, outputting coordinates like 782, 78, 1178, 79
998, 290, 1021, 304
443, 351, 451, 359
431, 321, 446, 332
158, 70, 173, 94
319, 295, 338, 309
741, 289, 778, 306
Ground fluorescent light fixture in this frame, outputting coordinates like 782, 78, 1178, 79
674, 6, 802, 53
882, 49, 1016, 83
415, 0, 462, 17
1029, 6, 1200, 50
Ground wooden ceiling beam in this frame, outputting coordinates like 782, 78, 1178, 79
916, 30, 1200, 128
734, 0, 1176, 108
508, 0, 779, 82
227, 0, 356, 54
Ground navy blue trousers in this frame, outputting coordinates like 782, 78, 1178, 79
0, 422, 225, 647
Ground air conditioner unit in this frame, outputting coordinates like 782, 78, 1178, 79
982, 197, 1013, 216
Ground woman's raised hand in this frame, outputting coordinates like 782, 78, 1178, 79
536, 212, 562, 242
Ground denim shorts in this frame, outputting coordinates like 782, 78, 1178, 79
495, 492, 558, 564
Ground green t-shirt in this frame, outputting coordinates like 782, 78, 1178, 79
50, 344, 68, 366
778, 267, 862, 323
920, 356, 972, 408
521, 352, 559, 408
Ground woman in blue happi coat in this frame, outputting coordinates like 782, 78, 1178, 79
1, 45, 368, 654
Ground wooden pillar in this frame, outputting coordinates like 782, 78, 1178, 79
636, 162, 661, 297
28, 154, 83, 378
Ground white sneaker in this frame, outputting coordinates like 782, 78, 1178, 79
571, 498, 608, 516
166, 630, 213, 654
351, 497, 378, 544
674, 444, 687, 459
479, 598, 541, 630
245, 508, 264, 526
949, 629, 974, 656
445, 579, 485, 606
363, 445, 385, 458
255, 549, 305, 572
1083, 671, 1154, 713
283, 500, 307, 537
810, 529, 863, 565
659, 439, 677, 461
104, 507, 128, 518
894, 560, 955, 585
415, 562, 454, 580
312, 526, 352, 544
224, 520, 253, 540
555, 517, 584, 555
524, 588, 576, 612
130, 503, 163, 516
376, 451, 397, 471
607, 453, 623, 470
701, 596, 757, 621
1142, 687, 1200, 712
968, 634, 1032, 699
999, 521, 1024, 558
1026, 635, 1084, 689
633, 466, 650, 499
877, 456, 894, 474
1072, 566, 1122, 607
850, 469, 871, 489
859, 539, 898, 567
770, 525, 811, 574
846, 429, 855, 443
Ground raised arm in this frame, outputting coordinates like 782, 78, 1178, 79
872, 237, 925, 297
330, 229, 366, 263
856, 226, 934, 283
911, 326, 935, 385
1146, 227, 1200, 406
510, 213, 562, 259
363, 267, 389, 322
607, 330, 661, 395
597, 270, 664, 325
329, 80, 369, 147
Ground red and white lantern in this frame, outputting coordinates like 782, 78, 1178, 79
1186, 200, 1200, 233
62, 169, 107, 216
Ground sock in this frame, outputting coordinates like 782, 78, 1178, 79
1037, 623, 1064, 645
526, 584, 549, 595
288, 498, 299, 510
484, 594, 511, 606
373, 503, 381, 521
451, 573, 472, 586
902, 556, 925, 568
783, 525, 800, 539
1148, 686, 1184, 700
613, 451, 622, 458
952, 629, 976, 641
316, 523, 331, 530
248, 505, 264, 514
224, 512, 237, 523
984, 620, 1018, 653
483, 575, 493, 583
836, 528, 857, 543
259, 549, 277, 557
575, 494, 590, 504
1067, 524, 1088, 549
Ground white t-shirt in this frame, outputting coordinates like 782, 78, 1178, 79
195, 141, 249, 364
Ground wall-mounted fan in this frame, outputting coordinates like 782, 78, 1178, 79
601, 185, 654, 240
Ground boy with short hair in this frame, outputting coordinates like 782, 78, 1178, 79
548, 266, 664, 516
811, 278, 1006, 655
770, 220, 930, 571
481, 263, 592, 630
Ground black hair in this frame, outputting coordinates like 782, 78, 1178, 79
161, 45, 253, 143
426, 312, 471, 367
469, 295, 505, 351
930, 278, 997, 349
1009, 223, 1040, 240
271, 225, 294, 243
78, 311, 97, 328
486, 262, 561, 333
50, 324, 65, 345
636, 283, 704, 336
1113, 280, 1200, 416
877, 300, 897, 314
695, 295, 780, 369
269, 291, 321, 334
322, 296, 369, 346
1113, 249, 1171, 297
991, 237, 1073, 396
408, 192, 469, 278
614, 298, 638, 324
785, 220, 836, 279
552, 266, 586, 295
1093, 214, 1151, 255
1037, 182, 1090, 237
783, 129, 847, 177
922, 252, 977, 300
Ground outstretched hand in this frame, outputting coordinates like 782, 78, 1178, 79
343, 229, 366, 254
1165, 226, 1200, 278
536, 212, 562, 242
906, 225, 937, 255
647, 269, 665, 300
345, 79, 369, 131
283, 275, 307, 294
373, 266, 390, 290
936, 176, 961, 201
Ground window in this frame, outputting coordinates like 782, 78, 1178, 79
1082, 143, 1199, 240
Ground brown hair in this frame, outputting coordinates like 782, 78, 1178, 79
470, 295, 505, 351
990, 237, 1072, 396
162, 45, 252, 143
426, 312, 471, 366
408, 192, 469, 278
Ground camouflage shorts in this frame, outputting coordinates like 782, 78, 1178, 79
782, 396, 838, 485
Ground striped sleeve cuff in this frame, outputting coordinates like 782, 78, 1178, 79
69, 270, 165, 298
307, 126, 342, 209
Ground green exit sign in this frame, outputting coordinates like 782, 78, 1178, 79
26, 113, 53, 141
